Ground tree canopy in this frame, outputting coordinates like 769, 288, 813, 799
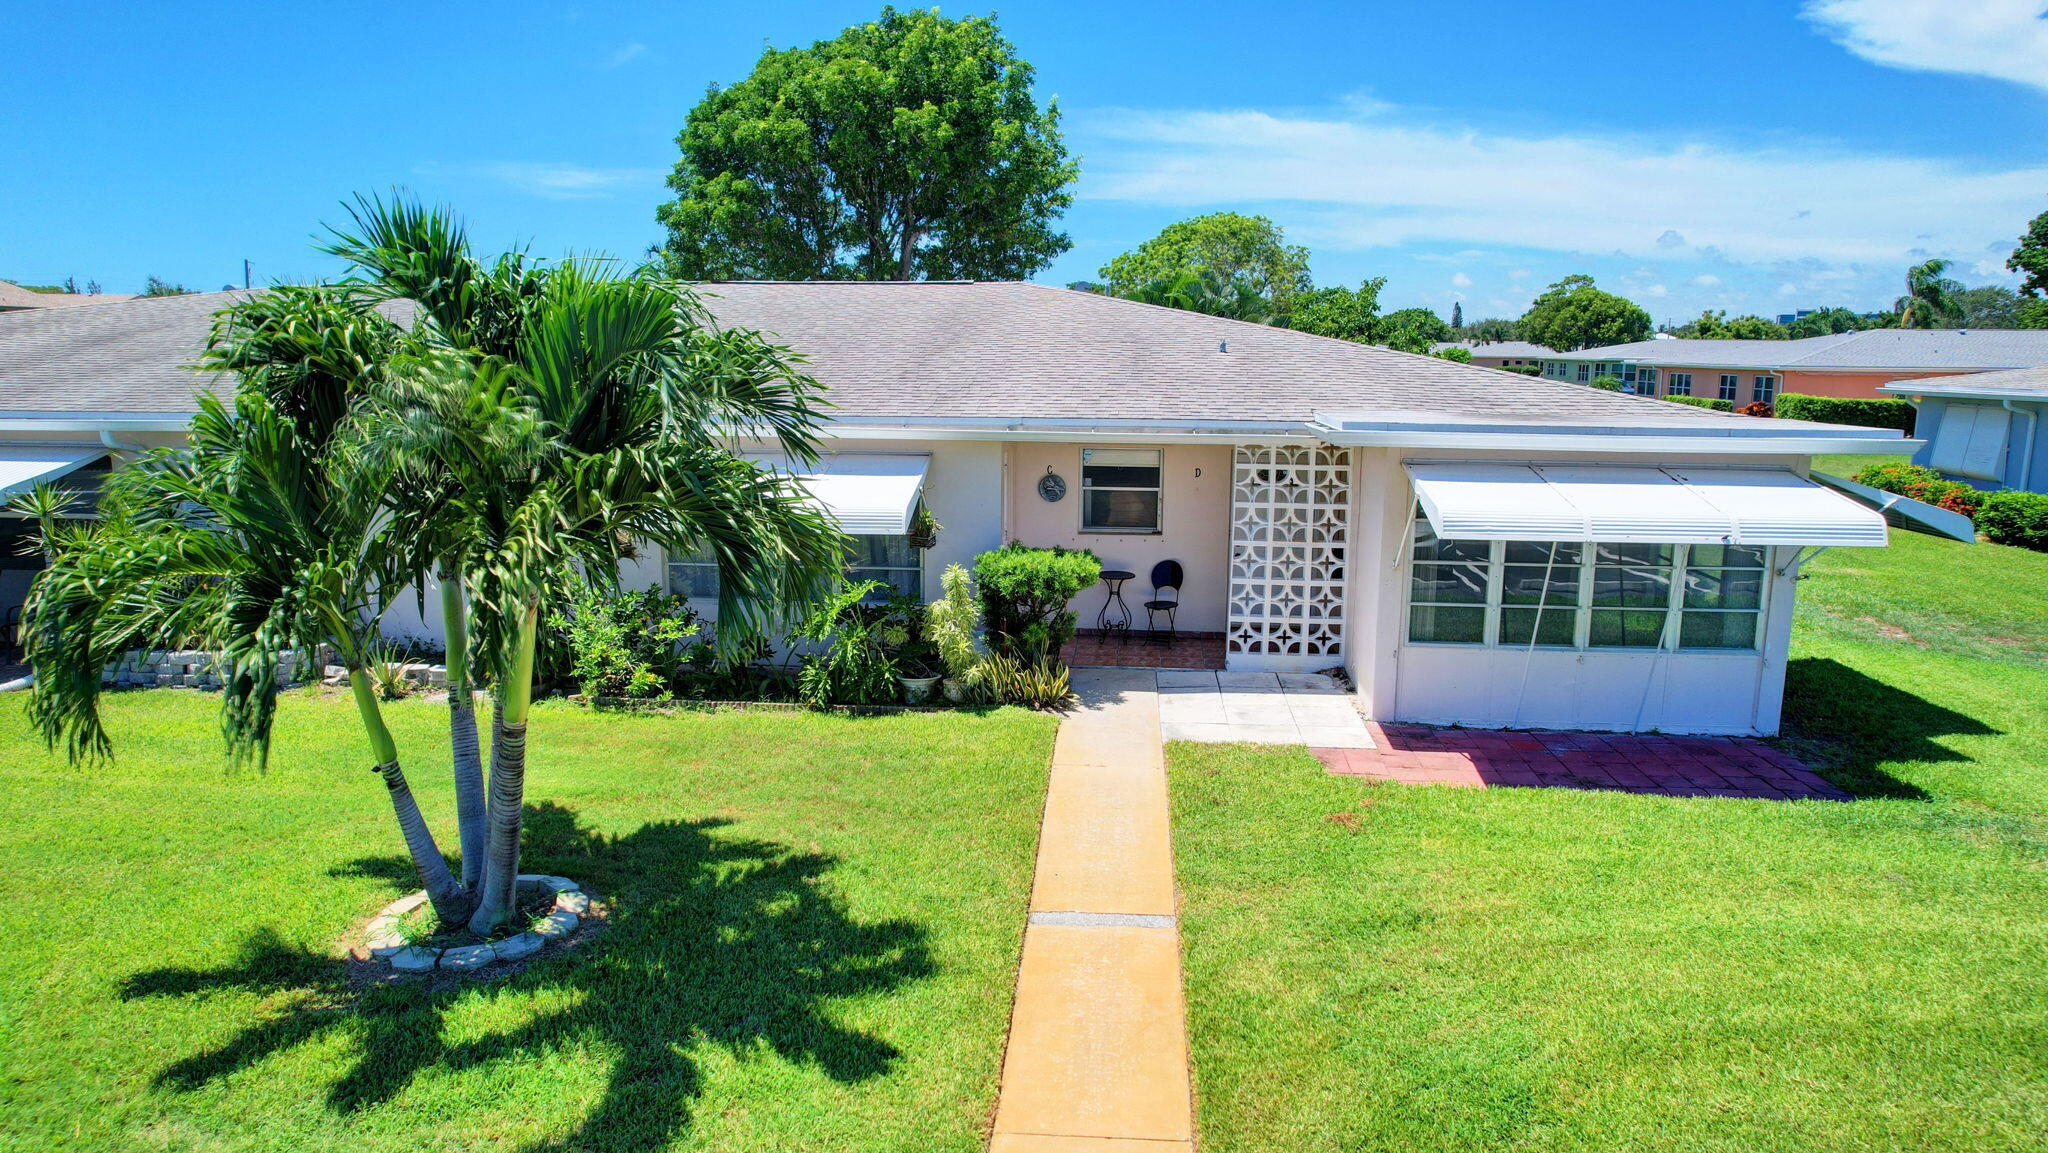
1516, 275, 1651, 351
655, 7, 1077, 281
1119, 269, 1276, 324
1285, 278, 1387, 343
1381, 307, 1451, 346
2010, 204, 2048, 298
1896, 259, 1965, 328
1100, 213, 1311, 315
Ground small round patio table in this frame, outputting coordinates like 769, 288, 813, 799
1096, 569, 1136, 638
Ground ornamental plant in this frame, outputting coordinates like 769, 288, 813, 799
926, 563, 985, 692
972, 541, 1101, 661
1976, 491, 2048, 552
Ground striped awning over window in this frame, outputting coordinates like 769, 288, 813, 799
750, 452, 931, 535
1405, 462, 1888, 547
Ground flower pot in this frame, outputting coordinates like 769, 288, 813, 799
940, 677, 970, 704
899, 674, 941, 704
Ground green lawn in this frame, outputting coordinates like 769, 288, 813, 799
1169, 528, 2048, 1152
0, 693, 1055, 1152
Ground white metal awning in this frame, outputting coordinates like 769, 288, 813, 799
1405, 462, 1889, 547
752, 452, 930, 535
0, 446, 107, 501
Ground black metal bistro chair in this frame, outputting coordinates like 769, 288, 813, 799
1143, 559, 1184, 641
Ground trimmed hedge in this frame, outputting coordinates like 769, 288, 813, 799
972, 541, 1101, 660
1587, 375, 1624, 392
1977, 491, 2048, 551
1853, 462, 1985, 517
1774, 393, 1916, 434
1663, 395, 1735, 412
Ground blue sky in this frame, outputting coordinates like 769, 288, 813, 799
5, 0, 2046, 324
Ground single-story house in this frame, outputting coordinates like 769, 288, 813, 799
0, 283, 1913, 735
1881, 366, 2048, 492
1541, 329, 2048, 403
1431, 340, 1557, 371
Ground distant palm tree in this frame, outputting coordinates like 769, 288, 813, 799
1896, 258, 1964, 328
1121, 269, 1276, 324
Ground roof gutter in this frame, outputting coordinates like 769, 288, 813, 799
0, 415, 192, 433
1314, 429, 1914, 455
820, 417, 1319, 444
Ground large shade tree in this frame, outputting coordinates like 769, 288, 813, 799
2010, 204, 2048, 298
1100, 213, 1312, 317
1516, 275, 1652, 351
655, 7, 1077, 282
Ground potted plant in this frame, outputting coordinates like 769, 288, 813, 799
875, 591, 943, 703
906, 505, 941, 550
926, 563, 984, 703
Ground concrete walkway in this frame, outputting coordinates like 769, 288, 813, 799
990, 668, 1195, 1153
1157, 670, 1373, 748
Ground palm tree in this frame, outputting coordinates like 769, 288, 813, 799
23, 374, 472, 922
327, 197, 849, 933
1120, 269, 1277, 325
1897, 258, 1964, 328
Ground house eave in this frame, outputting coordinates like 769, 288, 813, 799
0, 413, 194, 432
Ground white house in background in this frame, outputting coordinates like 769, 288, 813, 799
1881, 366, 2048, 493
0, 284, 1911, 735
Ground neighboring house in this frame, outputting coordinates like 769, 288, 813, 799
0, 285, 1912, 736
0, 281, 138, 311
1431, 340, 1557, 370
1881, 366, 2048, 493
1541, 329, 2048, 403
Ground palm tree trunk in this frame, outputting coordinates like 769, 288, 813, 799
350, 668, 467, 923
441, 570, 486, 893
467, 600, 539, 934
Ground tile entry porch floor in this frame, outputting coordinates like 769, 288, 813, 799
1319, 723, 1851, 801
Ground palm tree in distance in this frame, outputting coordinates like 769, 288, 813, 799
1896, 258, 1964, 329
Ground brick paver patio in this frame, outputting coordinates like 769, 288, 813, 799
1061, 630, 1225, 670
1314, 722, 1851, 800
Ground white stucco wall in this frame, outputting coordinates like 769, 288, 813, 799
1004, 441, 1233, 633
1345, 447, 1813, 736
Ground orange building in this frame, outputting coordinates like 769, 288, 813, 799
1541, 330, 2048, 403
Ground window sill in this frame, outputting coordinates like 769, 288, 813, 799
1079, 528, 1163, 536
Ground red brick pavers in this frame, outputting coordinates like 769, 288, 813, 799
1062, 630, 1226, 671
1314, 723, 1852, 801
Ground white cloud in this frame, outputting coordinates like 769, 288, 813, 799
477, 162, 664, 200
1803, 0, 2048, 92
1080, 103, 2048, 267
605, 42, 648, 67
1644, 284, 1669, 297
1507, 268, 1530, 280
1692, 274, 1723, 287
1451, 272, 1473, 287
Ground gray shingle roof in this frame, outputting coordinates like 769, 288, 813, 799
0, 281, 138, 310
1558, 328, 2048, 371
695, 282, 1734, 426
0, 281, 1752, 429
1882, 365, 2048, 399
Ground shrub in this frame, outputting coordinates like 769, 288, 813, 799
1504, 364, 1543, 376
1773, 393, 1915, 434
1737, 400, 1774, 417
980, 651, 1073, 708
1587, 374, 1624, 392
1852, 462, 1987, 518
927, 563, 985, 694
1663, 395, 1736, 412
1432, 346, 1472, 363
547, 584, 702, 700
973, 542, 1101, 661
1976, 491, 2048, 551
788, 580, 899, 707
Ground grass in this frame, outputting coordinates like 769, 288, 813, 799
1168, 526, 2048, 1152
0, 692, 1055, 1152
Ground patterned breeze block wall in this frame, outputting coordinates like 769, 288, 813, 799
1228, 444, 1351, 668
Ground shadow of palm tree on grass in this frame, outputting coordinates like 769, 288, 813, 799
121, 801, 934, 1151
1781, 657, 1999, 800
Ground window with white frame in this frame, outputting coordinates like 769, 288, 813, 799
1080, 448, 1163, 532
1718, 373, 1740, 401
1404, 513, 1766, 651
1753, 375, 1778, 404
1576, 363, 1591, 383
669, 535, 924, 602
1668, 372, 1693, 396
1635, 367, 1659, 394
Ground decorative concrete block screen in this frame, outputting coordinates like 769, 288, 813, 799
1227, 444, 1350, 669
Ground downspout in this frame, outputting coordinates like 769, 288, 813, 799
98, 429, 150, 457
2002, 401, 2037, 490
